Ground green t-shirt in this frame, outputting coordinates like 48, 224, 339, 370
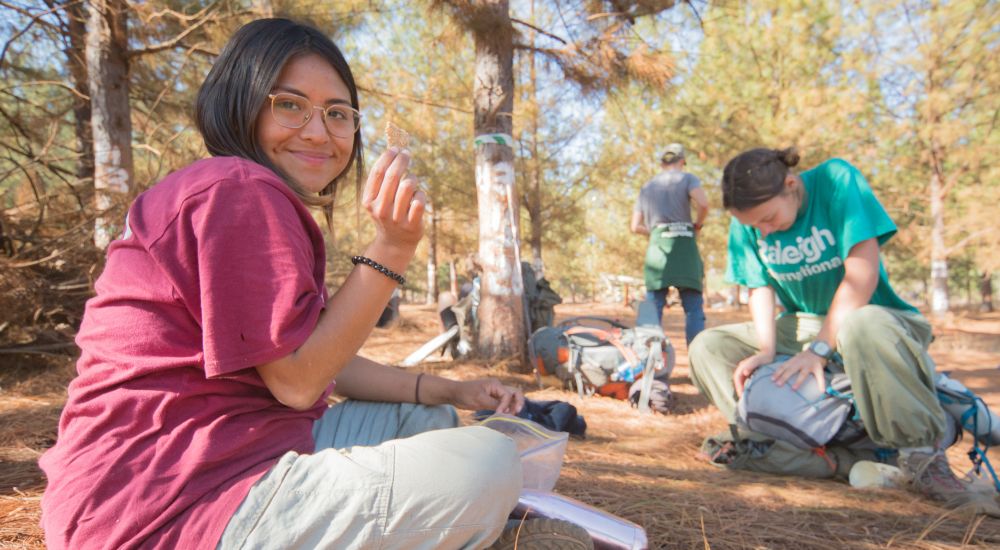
725, 158, 916, 315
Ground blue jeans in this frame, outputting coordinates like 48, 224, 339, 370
647, 287, 705, 345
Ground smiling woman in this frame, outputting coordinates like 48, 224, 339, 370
38, 17, 525, 550
193, 20, 365, 218
255, 53, 356, 194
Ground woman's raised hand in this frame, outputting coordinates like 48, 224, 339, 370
362, 148, 427, 251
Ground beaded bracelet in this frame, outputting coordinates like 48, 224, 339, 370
414, 372, 424, 404
351, 255, 406, 285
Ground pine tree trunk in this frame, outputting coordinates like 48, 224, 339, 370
528, 183, 542, 264
472, 0, 524, 361
86, 0, 133, 249
65, 0, 94, 187
929, 170, 949, 316
526, 4, 543, 267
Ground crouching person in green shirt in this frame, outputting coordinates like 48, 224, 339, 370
689, 146, 999, 516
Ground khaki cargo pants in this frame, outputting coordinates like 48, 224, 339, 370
689, 306, 948, 478
217, 401, 522, 549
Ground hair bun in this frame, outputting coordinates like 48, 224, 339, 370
777, 147, 800, 167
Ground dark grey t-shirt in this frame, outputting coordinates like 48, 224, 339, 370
634, 170, 701, 227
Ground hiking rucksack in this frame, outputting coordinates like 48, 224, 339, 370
520, 261, 562, 333
736, 358, 1000, 491
736, 356, 871, 451
528, 314, 675, 413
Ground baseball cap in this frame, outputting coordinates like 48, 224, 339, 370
661, 143, 685, 163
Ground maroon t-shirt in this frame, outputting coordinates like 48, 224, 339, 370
40, 157, 331, 549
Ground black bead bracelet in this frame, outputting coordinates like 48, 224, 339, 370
414, 372, 424, 404
351, 255, 406, 285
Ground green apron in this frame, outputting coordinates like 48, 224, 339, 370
644, 223, 703, 292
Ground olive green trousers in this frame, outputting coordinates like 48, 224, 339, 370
689, 305, 947, 478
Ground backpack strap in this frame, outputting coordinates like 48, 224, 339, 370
812, 446, 838, 474
634, 340, 662, 413
963, 395, 1000, 492
936, 375, 1000, 492
562, 326, 640, 368
557, 316, 629, 330
562, 335, 593, 398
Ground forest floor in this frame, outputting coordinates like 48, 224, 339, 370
2, 302, 1000, 549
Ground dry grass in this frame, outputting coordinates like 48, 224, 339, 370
0, 357, 68, 549
3, 303, 1000, 548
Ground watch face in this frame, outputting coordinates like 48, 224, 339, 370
810, 340, 832, 358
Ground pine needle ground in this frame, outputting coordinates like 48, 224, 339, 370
2, 304, 1000, 549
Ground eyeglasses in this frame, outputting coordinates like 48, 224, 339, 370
267, 92, 362, 138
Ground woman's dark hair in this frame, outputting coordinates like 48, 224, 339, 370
721, 147, 801, 211
195, 18, 363, 222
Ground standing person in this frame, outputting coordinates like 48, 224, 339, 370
39, 18, 525, 549
630, 143, 710, 345
689, 147, 998, 515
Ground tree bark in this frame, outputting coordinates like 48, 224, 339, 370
472, 0, 524, 361
526, 1, 543, 267
65, 0, 94, 186
87, 0, 133, 249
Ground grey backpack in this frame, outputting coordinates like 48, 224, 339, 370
529, 317, 672, 390
528, 306, 675, 414
737, 358, 1000, 491
736, 356, 870, 450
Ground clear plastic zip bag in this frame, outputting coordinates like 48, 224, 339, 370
477, 413, 569, 492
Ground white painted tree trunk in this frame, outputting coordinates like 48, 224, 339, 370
86, 0, 133, 249
472, 0, 524, 361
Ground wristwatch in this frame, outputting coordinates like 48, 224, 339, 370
807, 339, 833, 360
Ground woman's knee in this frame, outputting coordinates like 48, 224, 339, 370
460, 427, 522, 499
689, 327, 733, 369
431, 427, 521, 529
406, 426, 521, 504
837, 305, 895, 349
391, 426, 521, 520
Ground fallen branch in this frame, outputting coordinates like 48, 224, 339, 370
0, 342, 76, 355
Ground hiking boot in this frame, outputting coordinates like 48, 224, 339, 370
898, 449, 1000, 517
